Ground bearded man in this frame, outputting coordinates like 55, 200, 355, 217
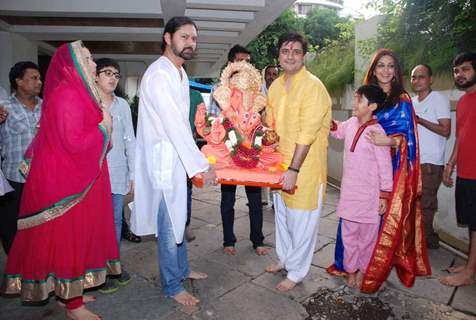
131, 16, 216, 306
441, 52, 476, 288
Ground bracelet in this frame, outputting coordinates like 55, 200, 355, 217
288, 166, 300, 173
330, 120, 338, 131
392, 137, 401, 148
446, 162, 455, 167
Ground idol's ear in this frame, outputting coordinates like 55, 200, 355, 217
253, 94, 266, 113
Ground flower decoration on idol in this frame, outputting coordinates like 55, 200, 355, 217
223, 119, 267, 168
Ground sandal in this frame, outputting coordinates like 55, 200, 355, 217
121, 224, 141, 243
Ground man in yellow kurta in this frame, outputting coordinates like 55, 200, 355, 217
265, 32, 332, 291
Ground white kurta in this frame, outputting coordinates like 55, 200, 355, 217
131, 56, 209, 243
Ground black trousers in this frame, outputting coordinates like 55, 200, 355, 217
220, 184, 264, 248
0, 180, 24, 255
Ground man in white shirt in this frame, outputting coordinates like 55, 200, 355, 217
131, 16, 216, 306
95, 57, 135, 293
411, 64, 451, 249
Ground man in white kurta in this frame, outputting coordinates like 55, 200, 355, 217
131, 16, 216, 306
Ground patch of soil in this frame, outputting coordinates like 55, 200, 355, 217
303, 287, 393, 320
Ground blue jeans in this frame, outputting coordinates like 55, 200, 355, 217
157, 197, 190, 297
112, 193, 125, 248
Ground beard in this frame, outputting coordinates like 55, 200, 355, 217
455, 75, 476, 90
172, 45, 195, 61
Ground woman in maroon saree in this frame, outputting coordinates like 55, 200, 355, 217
1, 41, 120, 319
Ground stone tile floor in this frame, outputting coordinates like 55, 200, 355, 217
1, 185, 475, 319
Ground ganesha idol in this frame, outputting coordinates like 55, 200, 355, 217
194, 61, 285, 186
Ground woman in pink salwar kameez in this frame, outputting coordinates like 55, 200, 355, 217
1, 41, 120, 320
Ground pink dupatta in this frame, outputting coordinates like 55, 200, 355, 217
18, 41, 110, 229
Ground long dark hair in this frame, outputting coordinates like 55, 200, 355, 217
363, 48, 405, 109
161, 16, 198, 52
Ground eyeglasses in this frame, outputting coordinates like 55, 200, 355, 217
98, 69, 122, 80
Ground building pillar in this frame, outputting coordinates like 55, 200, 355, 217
0, 31, 38, 92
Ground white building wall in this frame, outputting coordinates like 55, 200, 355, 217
436, 112, 469, 251
0, 31, 38, 92
327, 109, 347, 184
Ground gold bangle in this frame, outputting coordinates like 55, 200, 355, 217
392, 137, 401, 147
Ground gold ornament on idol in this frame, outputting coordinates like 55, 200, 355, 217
214, 61, 265, 114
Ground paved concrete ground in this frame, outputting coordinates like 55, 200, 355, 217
1, 185, 475, 319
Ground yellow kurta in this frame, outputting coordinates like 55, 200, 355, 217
267, 66, 331, 210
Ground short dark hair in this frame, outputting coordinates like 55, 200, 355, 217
161, 16, 198, 52
228, 44, 250, 63
453, 51, 476, 70
95, 58, 120, 74
277, 32, 308, 55
356, 84, 387, 115
9, 61, 39, 91
264, 65, 279, 73
417, 64, 433, 77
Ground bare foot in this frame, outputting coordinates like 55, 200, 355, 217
188, 271, 208, 280
66, 306, 101, 320
185, 226, 196, 242
355, 271, 364, 289
223, 246, 236, 256
447, 265, 465, 273
346, 273, 357, 288
439, 268, 476, 287
173, 290, 200, 306
255, 246, 270, 256
58, 295, 96, 308
265, 263, 283, 273
276, 278, 297, 292
326, 264, 348, 277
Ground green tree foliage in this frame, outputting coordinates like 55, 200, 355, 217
307, 22, 355, 95
247, 9, 304, 71
247, 7, 355, 93
365, 0, 476, 76
304, 7, 349, 49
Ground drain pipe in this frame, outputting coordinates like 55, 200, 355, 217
439, 241, 468, 260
